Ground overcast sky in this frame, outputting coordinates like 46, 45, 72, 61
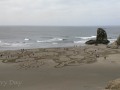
0, 0, 120, 26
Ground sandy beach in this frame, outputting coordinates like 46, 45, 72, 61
0, 45, 120, 90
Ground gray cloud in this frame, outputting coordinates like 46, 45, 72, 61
0, 0, 120, 26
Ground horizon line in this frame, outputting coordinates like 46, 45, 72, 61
0, 25, 120, 27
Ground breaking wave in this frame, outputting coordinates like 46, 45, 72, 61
24, 38, 30, 41
37, 38, 63, 43
75, 36, 96, 40
74, 36, 116, 44
0, 41, 29, 47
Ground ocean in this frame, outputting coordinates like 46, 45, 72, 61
0, 26, 120, 50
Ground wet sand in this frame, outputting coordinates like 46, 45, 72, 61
0, 45, 120, 90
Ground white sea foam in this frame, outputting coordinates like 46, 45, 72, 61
11, 43, 29, 47
24, 38, 30, 41
108, 39, 117, 43
74, 40, 86, 44
52, 43, 58, 44
0, 42, 29, 47
37, 38, 63, 43
74, 36, 96, 44
74, 38, 117, 44
75, 36, 96, 40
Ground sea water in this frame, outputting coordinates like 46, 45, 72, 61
0, 26, 120, 50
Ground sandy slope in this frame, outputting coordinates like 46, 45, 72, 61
0, 45, 120, 90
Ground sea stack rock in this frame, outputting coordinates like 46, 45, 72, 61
85, 28, 110, 45
96, 28, 107, 41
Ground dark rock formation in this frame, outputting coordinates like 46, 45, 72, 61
85, 40, 96, 45
85, 28, 110, 45
96, 28, 107, 41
